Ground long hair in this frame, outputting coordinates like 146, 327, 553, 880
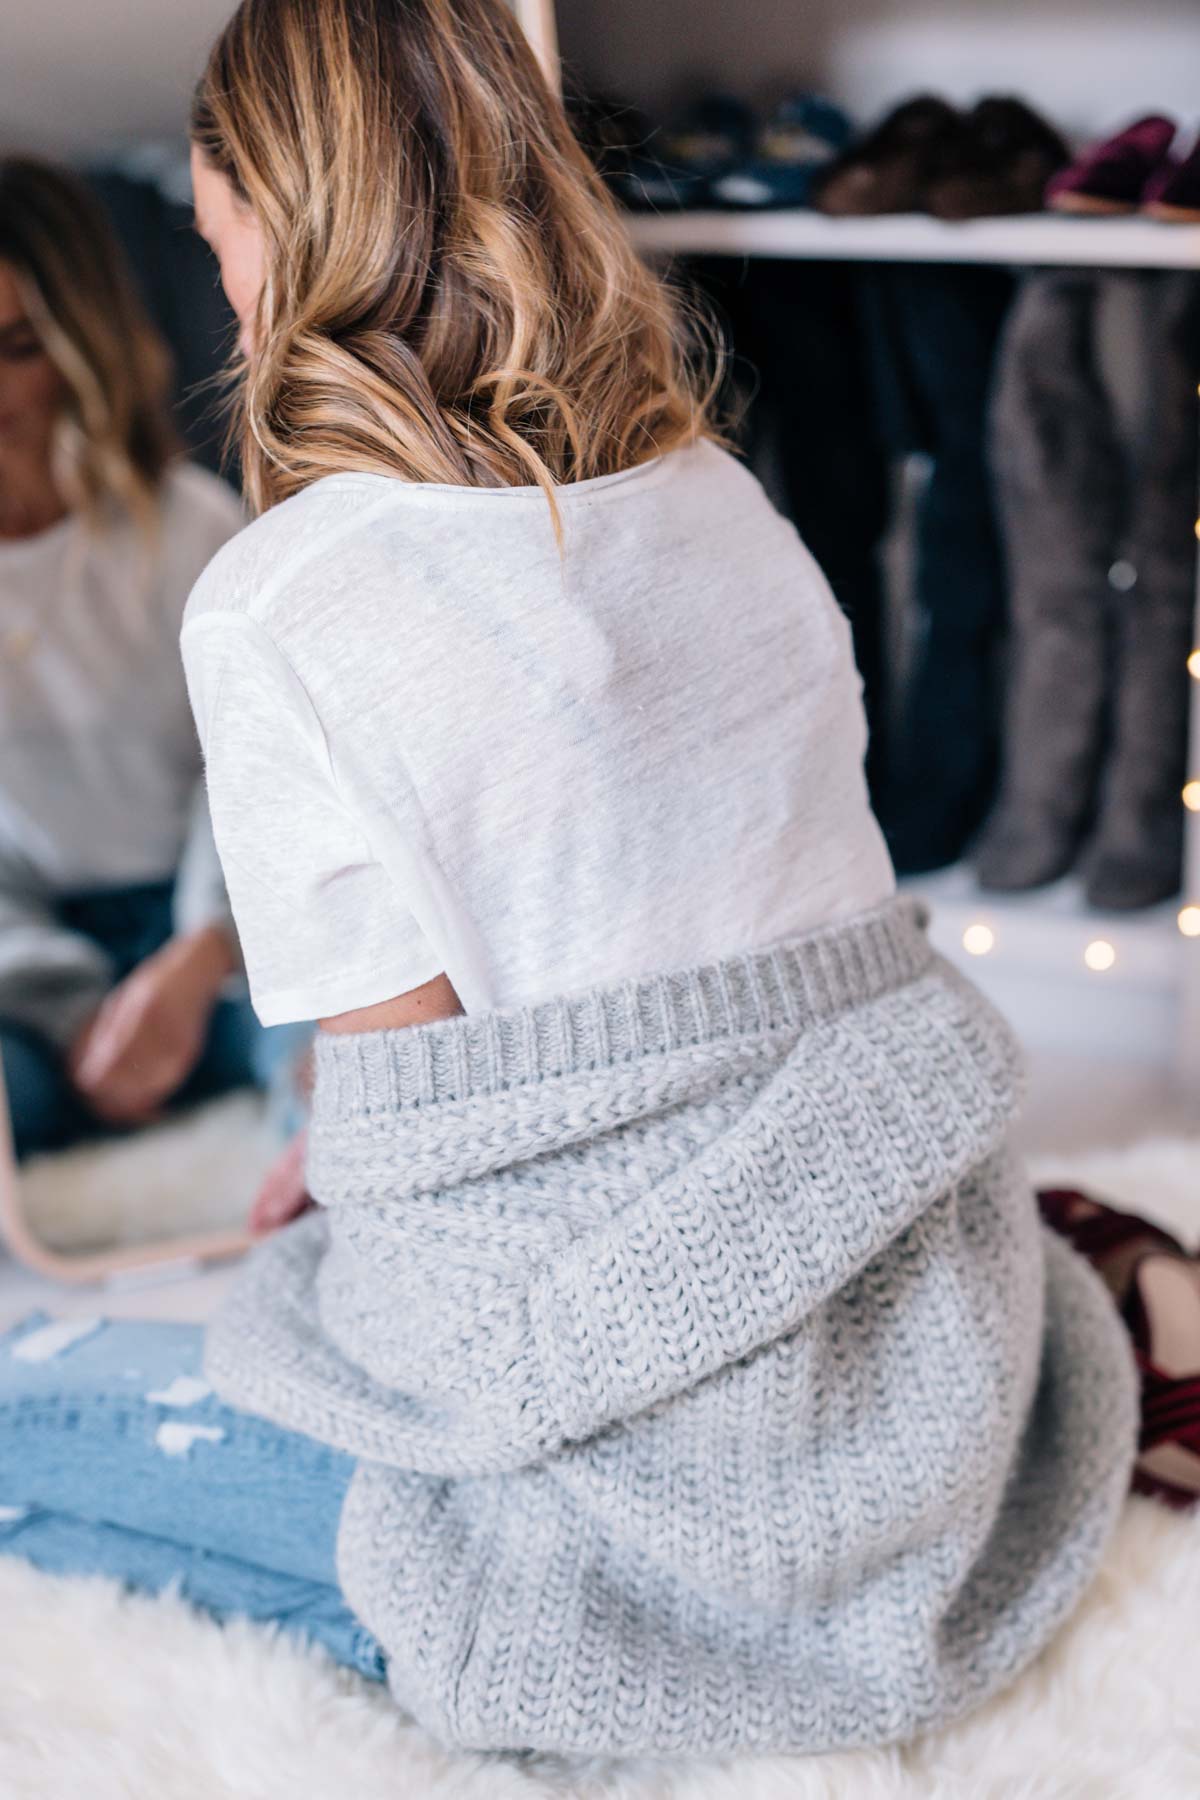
191, 0, 719, 520
0, 156, 177, 538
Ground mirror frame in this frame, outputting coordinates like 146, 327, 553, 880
515, 0, 560, 91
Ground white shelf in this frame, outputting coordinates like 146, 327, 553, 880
903, 866, 1198, 1080
625, 210, 1200, 269
908, 864, 1184, 980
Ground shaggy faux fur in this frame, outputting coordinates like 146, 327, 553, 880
1, 1131, 1198, 1796
1, 1499, 1199, 1799
17, 1092, 276, 1252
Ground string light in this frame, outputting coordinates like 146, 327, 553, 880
1179, 907, 1200, 939
1084, 939, 1116, 972
962, 923, 995, 956
1185, 782, 1200, 812
1189, 650, 1200, 680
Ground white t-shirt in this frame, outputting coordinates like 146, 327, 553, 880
0, 462, 244, 900
182, 442, 894, 1026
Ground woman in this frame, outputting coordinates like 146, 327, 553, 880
0, 0, 1136, 1760
0, 157, 299, 1165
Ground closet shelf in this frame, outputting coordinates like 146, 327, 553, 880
906, 864, 1184, 984
902, 864, 1193, 1075
626, 210, 1200, 270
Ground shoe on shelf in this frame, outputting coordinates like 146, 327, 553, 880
1046, 114, 1178, 214
709, 93, 852, 210
813, 94, 961, 216
972, 807, 1084, 893
923, 96, 1068, 220
610, 93, 755, 212
1143, 130, 1200, 222
1124, 1253, 1200, 1510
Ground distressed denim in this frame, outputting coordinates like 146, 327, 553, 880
0, 1312, 384, 1680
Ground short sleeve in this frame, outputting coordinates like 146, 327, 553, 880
181, 612, 444, 1025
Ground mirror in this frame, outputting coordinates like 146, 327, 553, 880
0, 158, 299, 1281
0, 0, 553, 1285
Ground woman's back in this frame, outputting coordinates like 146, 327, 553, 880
182, 441, 894, 1023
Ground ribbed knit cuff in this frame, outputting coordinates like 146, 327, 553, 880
312, 896, 930, 1120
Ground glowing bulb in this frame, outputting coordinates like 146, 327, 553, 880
1185, 782, 1200, 811
1195, 520, 1200, 541
1189, 650, 1200, 680
1084, 939, 1116, 972
1179, 907, 1200, 938
962, 923, 995, 957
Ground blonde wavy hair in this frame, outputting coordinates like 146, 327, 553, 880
191, 0, 719, 520
0, 156, 177, 538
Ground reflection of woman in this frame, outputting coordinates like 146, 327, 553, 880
0, 1, 1135, 1762
0, 157, 288, 1162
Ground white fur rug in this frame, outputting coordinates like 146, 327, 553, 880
2, 1130, 1200, 1797
17, 1091, 278, 1252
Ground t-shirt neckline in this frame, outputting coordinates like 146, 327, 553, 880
309, 444, 700, 506
0, 510, 76, 569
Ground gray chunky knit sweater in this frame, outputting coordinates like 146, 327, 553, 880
206, 897, 1136, 1757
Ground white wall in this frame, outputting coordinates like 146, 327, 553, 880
0, 0, 233, 157
6, 0, 1195, 158
557, 0, 1200, 138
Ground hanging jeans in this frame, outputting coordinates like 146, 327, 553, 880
686, 256, 892, 794
859, 264, 1015, 873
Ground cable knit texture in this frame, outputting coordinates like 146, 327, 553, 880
205, 897, 1136, 1756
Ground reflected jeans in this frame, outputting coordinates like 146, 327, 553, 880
0, 880, 308, 1162
0, 1311, 384, 1680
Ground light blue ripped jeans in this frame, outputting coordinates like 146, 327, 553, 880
0, 1312, 385, 1681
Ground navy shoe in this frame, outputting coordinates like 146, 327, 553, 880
612, 93, 755, 211
710, 94, 853, 210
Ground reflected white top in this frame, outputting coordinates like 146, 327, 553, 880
182, 442, 894, 1025
0, 462, 243, 900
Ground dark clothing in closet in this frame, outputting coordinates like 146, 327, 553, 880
687, 257, 892, 789
860, 264, 1015, 873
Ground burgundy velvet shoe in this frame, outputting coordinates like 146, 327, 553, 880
1037, 1187, 1186, 1306
1124, 1254, 1200, 1510
1143, 132, 1200, 222
1047, 114, 1178, 214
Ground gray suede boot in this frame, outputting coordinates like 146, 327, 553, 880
1083, 273, 1200, 911
975, 273, 1125, 892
